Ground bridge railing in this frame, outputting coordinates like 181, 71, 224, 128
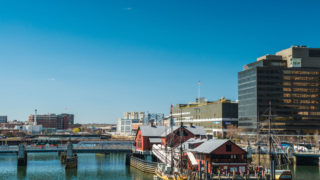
0, 146, 18, 151
73, 145, 132, 150
0, 144, 132, 152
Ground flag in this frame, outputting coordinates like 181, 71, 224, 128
198, 80, 201, 86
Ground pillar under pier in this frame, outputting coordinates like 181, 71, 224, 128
64, 140, 77, 169
17, 143, 27, 166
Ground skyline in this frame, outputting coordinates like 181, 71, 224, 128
1, 1, 320, 123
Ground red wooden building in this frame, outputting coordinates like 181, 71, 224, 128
135, 125, 206, 153
190, 139, 248, 175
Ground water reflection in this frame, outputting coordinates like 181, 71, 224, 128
65, 168, 77, 180
0, 152, 153, 180
290, 165, 320, 179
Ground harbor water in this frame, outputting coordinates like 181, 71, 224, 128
0, 153, 153, 180
0, 153, 319, 179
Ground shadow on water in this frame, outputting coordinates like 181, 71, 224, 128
17, 166, 27, 180
65, 168, 78, 180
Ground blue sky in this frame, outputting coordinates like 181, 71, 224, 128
1, 0, 320, 123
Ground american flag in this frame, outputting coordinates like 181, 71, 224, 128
198, 80, 202, 86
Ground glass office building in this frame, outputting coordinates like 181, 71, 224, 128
238, 46, 320, 134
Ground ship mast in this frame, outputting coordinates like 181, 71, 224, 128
268, 101, 275, 180
170, 104, 174, 175
180, 108, 183, 174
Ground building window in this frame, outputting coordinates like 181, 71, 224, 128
226, 144, 232, 152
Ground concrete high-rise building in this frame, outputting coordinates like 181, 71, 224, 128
0, 116, 7, 123
238, 46, 320, 134
172, 97, 238, 137
124, 112, 140, 120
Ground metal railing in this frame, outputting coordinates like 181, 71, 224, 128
0, 145, 132, 153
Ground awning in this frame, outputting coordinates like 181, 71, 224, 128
149, 138, 162, 143
187, 152, 198, 166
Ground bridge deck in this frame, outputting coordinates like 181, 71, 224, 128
0, 146, 132, 154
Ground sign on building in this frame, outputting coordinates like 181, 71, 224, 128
290, 58, 302, 67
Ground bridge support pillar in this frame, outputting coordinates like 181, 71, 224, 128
17, 143, 27, 166
65, 140, 77, 169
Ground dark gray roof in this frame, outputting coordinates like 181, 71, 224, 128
161, 126, 179, 137
139, 126, 166, 137
179, 138, 206, 151
160, 126, 207, 137
192, 139, 229, 154
184, 126, 206, 136
139, 125, 207, 137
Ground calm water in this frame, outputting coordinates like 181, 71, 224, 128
290, 165, 320, 179
0, 153, 153, 180
0, 153, 319, 180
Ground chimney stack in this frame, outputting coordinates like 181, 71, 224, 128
150, 119, 155, 127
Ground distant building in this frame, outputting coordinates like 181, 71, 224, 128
28, 113, 74, 130
0, 116, 7, 123
14, 125, 43, 134
117, 118, 140, 135
117, 112, 165, 135
172, 97, 238, 137
142, 113, 164, 126
239, 46, 320, 134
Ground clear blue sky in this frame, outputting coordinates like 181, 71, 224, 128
1, 0, 320, 123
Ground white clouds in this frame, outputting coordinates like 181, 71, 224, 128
48, 78, 56, 81
124, 7, 132, 11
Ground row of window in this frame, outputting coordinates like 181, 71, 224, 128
297, 112, 320, 116
283, 70, 320, 75
283, 93, 319, 98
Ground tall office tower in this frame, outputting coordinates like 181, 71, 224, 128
238, 46, 320, 135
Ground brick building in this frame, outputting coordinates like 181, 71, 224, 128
28, 113, 74, 130
135, 125, 206, 152
191, 139, 248, 175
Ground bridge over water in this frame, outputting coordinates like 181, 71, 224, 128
0, 141, 133, 154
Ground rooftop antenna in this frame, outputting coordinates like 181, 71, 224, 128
198, 80, 201, 104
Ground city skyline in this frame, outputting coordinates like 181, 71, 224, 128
1, 1, 320, 123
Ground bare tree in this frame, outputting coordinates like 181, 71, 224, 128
225, 125, 245, 143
